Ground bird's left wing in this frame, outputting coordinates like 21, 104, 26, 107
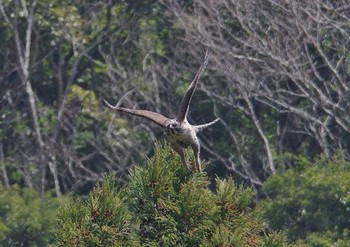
176, 48, 210, 122
104, 99, 171, 127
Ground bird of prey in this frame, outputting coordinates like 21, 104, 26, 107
104, 49, 219, 172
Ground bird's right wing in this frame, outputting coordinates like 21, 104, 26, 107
104, 99, 171, 127
194, 118, 220, 132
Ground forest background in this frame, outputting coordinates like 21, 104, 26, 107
0, 0, 350, 246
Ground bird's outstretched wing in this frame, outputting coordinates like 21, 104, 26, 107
176, 48, 210, 122
104, 99, 171, 127
194, 118, 220, 132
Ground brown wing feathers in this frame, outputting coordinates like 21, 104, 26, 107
176, 48, 210, 122
104, 48, 210, 126
103, 99, 171, 127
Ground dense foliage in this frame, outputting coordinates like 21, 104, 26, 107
55, 144, 295, 246
0, 185, 59, 246
262, 153, 350, 245
262, 155, 350, 246
54, 176, 135, 246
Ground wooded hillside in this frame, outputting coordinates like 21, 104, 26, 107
0, 1, 349, 246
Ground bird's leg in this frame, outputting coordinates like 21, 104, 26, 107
191, 142, 202, 172
171, 143, 192, 170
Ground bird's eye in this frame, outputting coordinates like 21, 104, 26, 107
167, 123, 177, 129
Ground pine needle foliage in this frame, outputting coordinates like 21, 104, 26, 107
54, 177, 137, 246
54, 143, 295, 246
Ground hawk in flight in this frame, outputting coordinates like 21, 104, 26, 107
104, 49, 219, 172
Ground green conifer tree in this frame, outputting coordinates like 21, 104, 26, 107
54, 177, 137, 246
54, 143, 295, 246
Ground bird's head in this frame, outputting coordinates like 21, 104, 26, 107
166, 120, 183, 134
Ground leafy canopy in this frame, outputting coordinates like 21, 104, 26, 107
0, 185, 60, 247
262, 152, 350, 245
